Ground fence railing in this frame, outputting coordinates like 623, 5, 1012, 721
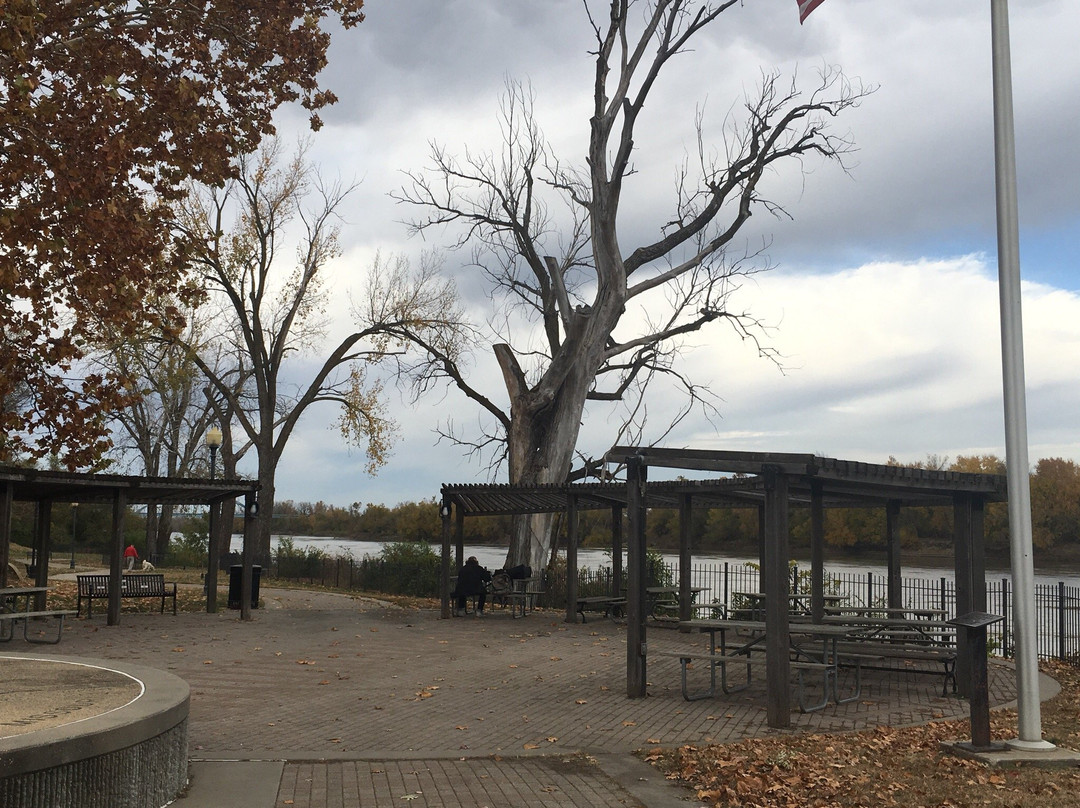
263, 555, 1080, 662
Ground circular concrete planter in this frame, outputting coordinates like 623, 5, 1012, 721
0, 655, 189, 808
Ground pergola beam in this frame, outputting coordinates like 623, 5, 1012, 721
0, 465, 258, 623
438, 448, 1004, 730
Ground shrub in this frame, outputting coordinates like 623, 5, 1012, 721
353, 541, 440, 596
274, 537, 327, 580
170, 525, 208, 568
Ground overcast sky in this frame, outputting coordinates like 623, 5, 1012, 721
250, 0, 1080, 510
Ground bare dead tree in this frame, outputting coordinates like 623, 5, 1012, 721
174, 140, 469, 564
393, 2, 872, 569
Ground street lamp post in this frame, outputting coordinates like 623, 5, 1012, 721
70, 502, 78, 570
206, 426, 223, 480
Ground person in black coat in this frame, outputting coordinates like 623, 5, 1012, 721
455, 556, 492, 616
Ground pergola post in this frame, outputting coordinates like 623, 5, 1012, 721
953, 494, 987, 697
34, 500, 53, 612
626, 457, 648, 698
756, 502, 766, 569
440, 500, 452, 619
810, 481, 825, 623
610, 505, 623, 598
0, 482, 12, 588
206, 500, 220, 613
678, 493, 693, 626
566, 494, 579, 624
454, 507, 465, 572
762, 466, 791, 728
240, 493, 256, 621
886, 500, 903, 610
107, 491, 125, 625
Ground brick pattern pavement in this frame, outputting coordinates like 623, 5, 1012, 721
279, 757, 646, 808
20, 587, 1020, 807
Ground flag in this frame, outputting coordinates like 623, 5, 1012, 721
798, 0, 825, 24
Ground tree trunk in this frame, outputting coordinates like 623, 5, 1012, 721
255, 457, 276, 568
503, 305, 620, 569
144, 504, 158, 561
157, 506, 173, 560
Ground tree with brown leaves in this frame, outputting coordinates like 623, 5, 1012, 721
0, 0, 364, 468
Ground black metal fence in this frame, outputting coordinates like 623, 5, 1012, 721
673, 561, 1080, 663
264, 554, 1080, 662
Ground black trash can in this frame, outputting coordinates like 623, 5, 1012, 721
227, 564, 261, 609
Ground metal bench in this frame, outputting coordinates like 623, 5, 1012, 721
76, 573, 177, 617
504, 576, 546, 619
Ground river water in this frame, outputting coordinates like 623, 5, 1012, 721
231, 535, 1080, 588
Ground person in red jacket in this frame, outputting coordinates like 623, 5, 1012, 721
124, 544, 139, 571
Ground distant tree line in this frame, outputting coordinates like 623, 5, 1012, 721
268, 454, 1080, 561
8, 455, 1080, 565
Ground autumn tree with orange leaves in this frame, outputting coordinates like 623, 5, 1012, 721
0, 0, 364, 468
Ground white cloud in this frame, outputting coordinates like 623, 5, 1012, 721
258, 1, 1080, 505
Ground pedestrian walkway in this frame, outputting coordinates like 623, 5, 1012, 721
19, 587, 1025, 807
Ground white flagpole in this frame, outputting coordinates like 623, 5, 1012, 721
990, 0, 1054, 751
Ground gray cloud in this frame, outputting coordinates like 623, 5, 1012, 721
261, 1, 1080, 505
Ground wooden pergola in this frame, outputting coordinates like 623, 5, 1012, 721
0, 465, 260, 624
439, 448, 1008, 729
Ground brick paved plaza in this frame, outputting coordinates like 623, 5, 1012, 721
18, 587, 1021, 807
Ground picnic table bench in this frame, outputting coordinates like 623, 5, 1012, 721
731, 592, 848, 619
0, 587, 75, 645
822, 615, 958, 694
77, 573, 177, 618
646, 586, 707, 619
666, 618, 868, 712
575, 596, 626, 622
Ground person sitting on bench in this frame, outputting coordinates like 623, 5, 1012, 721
455, 557, 492, 617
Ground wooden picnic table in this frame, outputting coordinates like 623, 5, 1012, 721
668, 618, 864, 710
0, 585, 49, 607
819, 614, 958, 694
820, 614, 956, 642
575, 595, 626, 622
824, 605, 948, 620
645, 586, 707, 619
732, 591, 847, 618
0, 586, 75, 644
